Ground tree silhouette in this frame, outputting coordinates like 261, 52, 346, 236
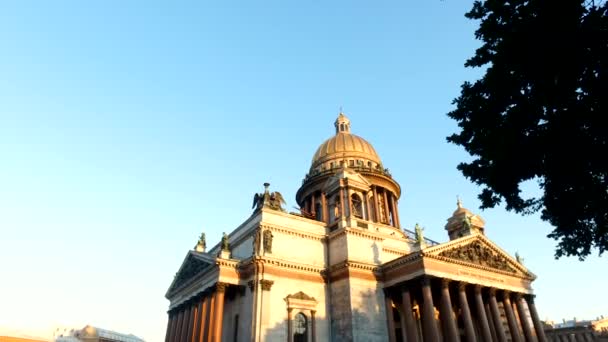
448, 0, 608, 260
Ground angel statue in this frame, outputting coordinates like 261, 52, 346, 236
252, 182, 286, 212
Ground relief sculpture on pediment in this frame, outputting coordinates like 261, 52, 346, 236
439, 241, 517, 273
172, 258, 210, 291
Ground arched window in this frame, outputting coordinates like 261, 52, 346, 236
293, 313, 308, 342
351, 194, 363, 218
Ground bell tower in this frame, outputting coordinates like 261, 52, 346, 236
445, 197, 486, 240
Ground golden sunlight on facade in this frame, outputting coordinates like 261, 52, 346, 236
163, 113, 547, 342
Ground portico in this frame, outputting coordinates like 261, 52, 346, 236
165, 282, 233, 342
381, 233, 547, 342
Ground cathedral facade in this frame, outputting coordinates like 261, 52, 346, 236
164, 113, 547, 342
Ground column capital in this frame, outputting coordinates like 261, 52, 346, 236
400, 284, 413, 293
474, 284, 484, 294
488, 287, 498, 296
260, 279, 274, 291
513, 292, 524, 301
420, 276, 432, 287
525, 294, 536, 304
458, 282, 468, 291
216, 282, 229, 293
440, 278, 451, 289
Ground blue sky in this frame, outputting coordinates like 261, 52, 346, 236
0, 1, 605, 341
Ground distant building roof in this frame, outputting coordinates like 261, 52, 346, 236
54, 326, 144, 342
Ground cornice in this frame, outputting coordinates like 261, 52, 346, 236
330, 260, 380, 273
329, 260, 384, 282
259, 223, 326, 241
217, 258, 240, 268
381, 251, 423, 272
259, 256, 326, 274
328, 227, 385, 242
382, 246, 409, 256
424, 253, 534, 280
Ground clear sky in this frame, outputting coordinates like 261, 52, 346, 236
0, 1, 605, 341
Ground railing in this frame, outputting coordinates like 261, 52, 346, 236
302, 165, 393, 184
402, 227, 440, 246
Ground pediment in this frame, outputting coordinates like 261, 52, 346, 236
324, 168, 372, 192
166, 251, 215, 297
286, 291, 317, 301
284, 291, 318, 310
425, 234, 535, 279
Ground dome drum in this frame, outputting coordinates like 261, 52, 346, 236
297, 167, 400, 205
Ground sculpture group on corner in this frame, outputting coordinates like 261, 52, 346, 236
252, 182, 286, 212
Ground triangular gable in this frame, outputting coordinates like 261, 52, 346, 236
166, 251, 215, 297
323, 167, 372, 191
342, 169, 372, 188
424, 234, 536, 279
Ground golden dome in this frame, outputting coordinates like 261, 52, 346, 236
452, 196, 474, 216
310, 113, 382, 171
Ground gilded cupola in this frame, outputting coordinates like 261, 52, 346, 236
310, 113, 382, 174
296, 112, 402, 229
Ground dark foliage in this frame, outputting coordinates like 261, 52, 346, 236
448, 0, 608, 259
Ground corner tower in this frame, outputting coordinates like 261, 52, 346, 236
296, 112, 402, 229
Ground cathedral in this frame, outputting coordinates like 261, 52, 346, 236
164, 113, 547, 342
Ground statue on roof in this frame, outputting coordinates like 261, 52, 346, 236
221, 232, 230, 251
463, 215, 473, 230
252, 183, 286, 212
414, 223, 425, 245
515, 251, 524, 264
195, 232, 206, 252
